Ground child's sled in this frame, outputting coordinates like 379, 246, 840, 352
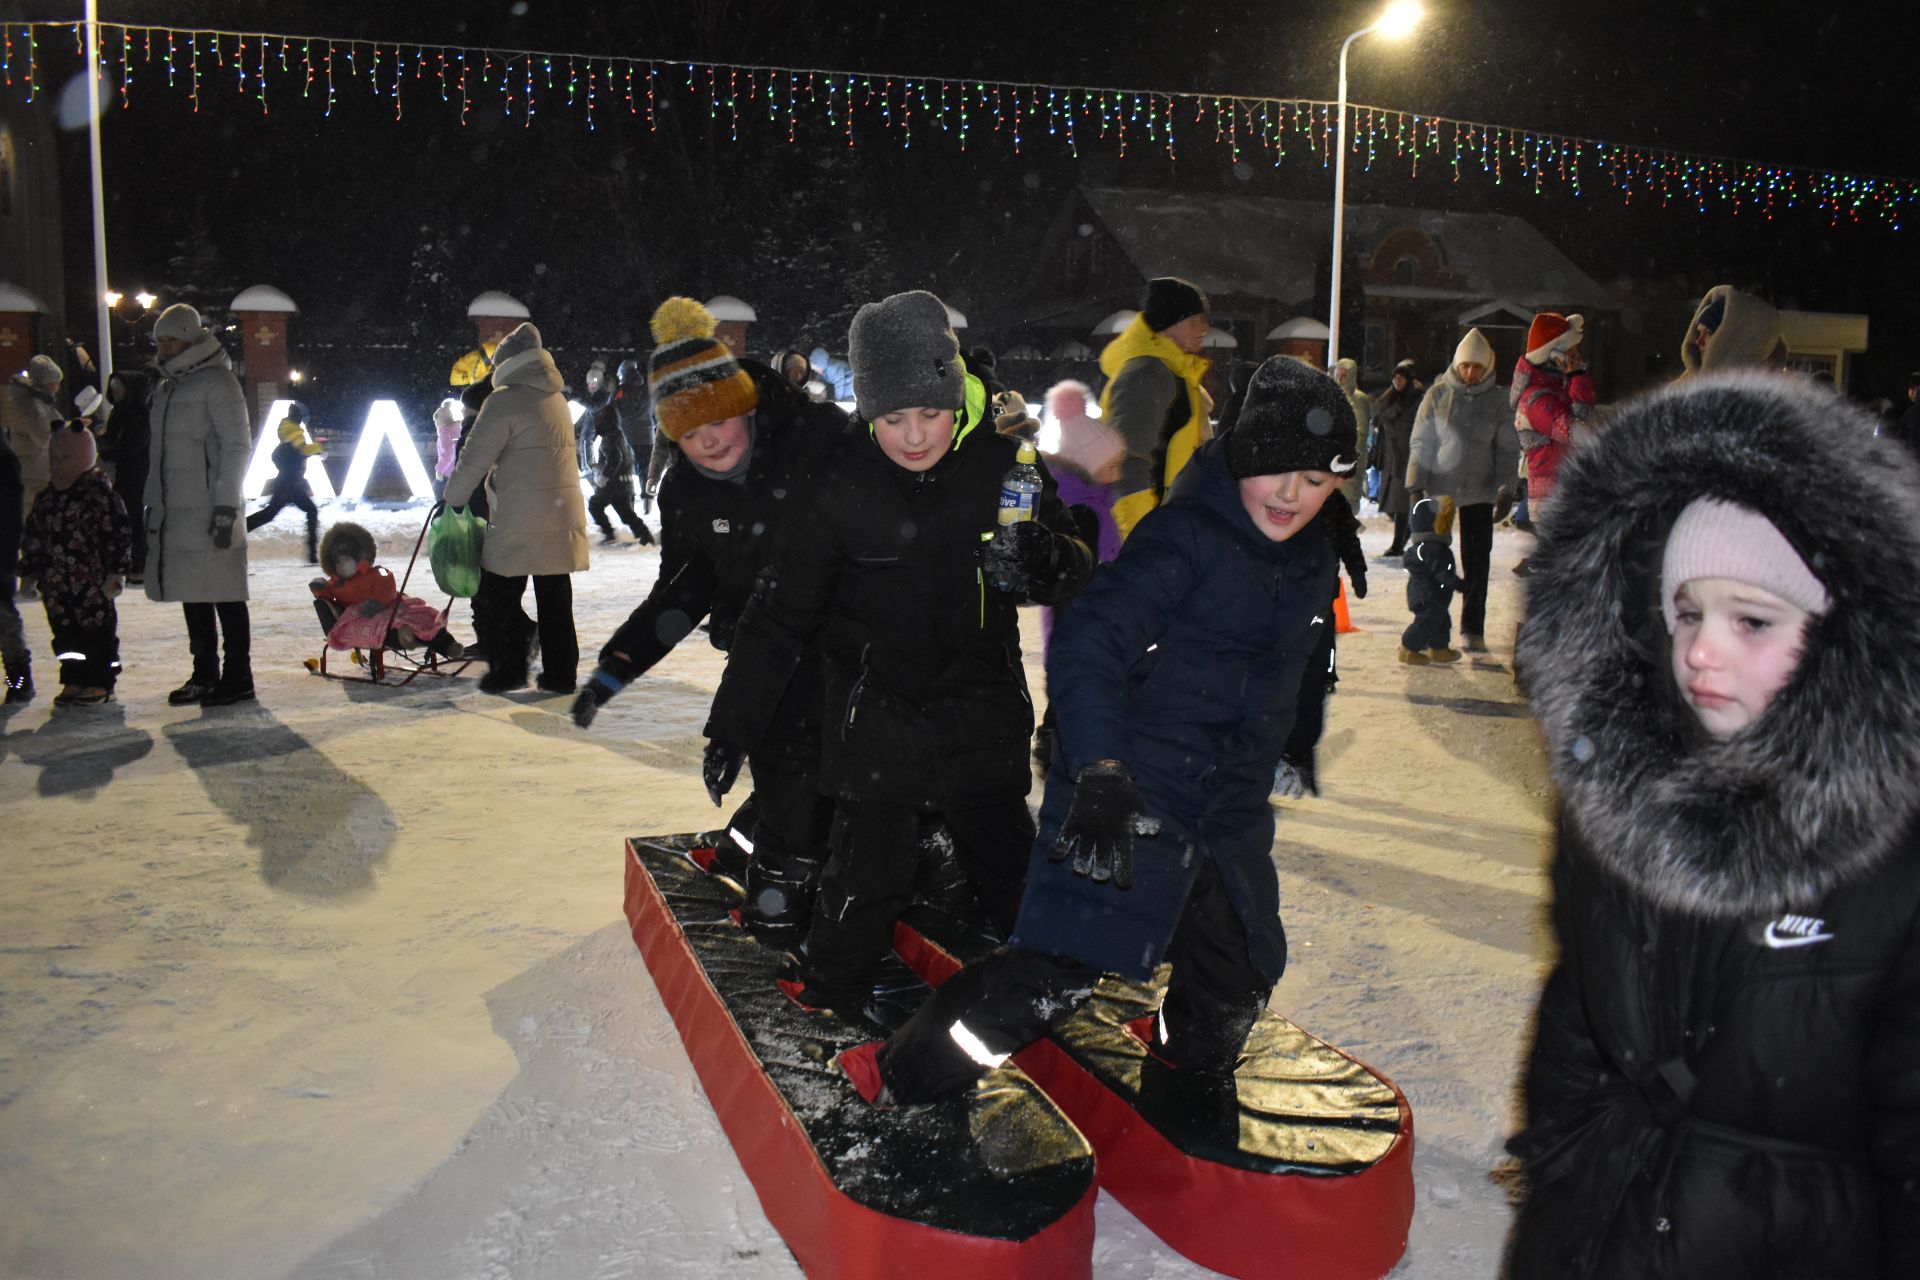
622, 834, 1097, 1280
308, 503, 473, 687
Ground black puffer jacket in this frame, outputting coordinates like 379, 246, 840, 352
707, 373, 1093, 808
587, 403, 636, 489
600, 361, 846, 679
1507, 372, 1920, 1279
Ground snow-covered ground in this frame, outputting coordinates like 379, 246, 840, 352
1, 499, 1553, 1279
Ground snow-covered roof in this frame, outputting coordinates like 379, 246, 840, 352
944, 303, 968, 330
1050, 340, 1096, 360
0, 281, 50, 313
1000, 344, 1045, 361
704, 295, 757, 322
1201, 327, 1239, 349
467, 291, 530, 319
1079, 186, 1615, 310
1268, 317, 1331, 341
230, 284, 297, 313
1093, 309, 1138, 336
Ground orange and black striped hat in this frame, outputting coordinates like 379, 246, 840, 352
647, 297, 759, 441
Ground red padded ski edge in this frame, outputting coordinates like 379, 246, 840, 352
891, 920, 1416, 1280
623, 845, 1096, 1280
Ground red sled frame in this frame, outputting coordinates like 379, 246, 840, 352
310, 501, 474, 687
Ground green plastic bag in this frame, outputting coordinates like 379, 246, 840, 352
428, 506, 487, 598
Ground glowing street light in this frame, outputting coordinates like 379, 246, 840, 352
134, 291, 156, 310
1328, 0, 1423, 365
104, 290, 123, 308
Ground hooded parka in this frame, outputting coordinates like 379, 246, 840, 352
143, 335, 251, 603
1372, 369, 1423, 516
1407, 365, 1517, 506
1508, 372, 1920, 1279
443, 343, 590, 577
706, 373, 1092, 809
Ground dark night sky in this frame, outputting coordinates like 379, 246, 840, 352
27, 0, 1920, 397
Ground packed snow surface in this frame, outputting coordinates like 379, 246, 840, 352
2, 502, 1553, 1278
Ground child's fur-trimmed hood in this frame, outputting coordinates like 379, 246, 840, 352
1518, 371, 1920, 917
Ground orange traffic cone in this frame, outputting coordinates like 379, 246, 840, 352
1333, 577, 1358, 634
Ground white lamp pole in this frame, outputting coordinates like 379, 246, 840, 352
85, 0, 113, 384
1328, 1, 1423, 367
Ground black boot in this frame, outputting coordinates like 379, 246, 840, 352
168, 676, 218, 706
741, 853, 827, 947
4, 665, 32, 703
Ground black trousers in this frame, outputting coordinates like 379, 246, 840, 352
799, 794, 1034, 1009
737, 750, 835, 937
0, 592, 27, 682
473, 570, 577, 684
49, 613, 120, 688
1456, 501, 1494, 638
183, 600, 251, 685
1383, 511, 1410, 554
587, 482, 652, 542
879, 856, 1272, 1103
246, 491, 320, 558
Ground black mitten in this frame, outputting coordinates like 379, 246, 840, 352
1048, 760, 1158, 889
983, 521, 1058, 595
703, 740, 746, 807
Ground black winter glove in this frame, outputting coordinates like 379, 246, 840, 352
571, 669, 627, 730
1492, 488, 1513, 525
703, 740, 746, 807
210, 505, 238, 549
1342, 546, 1368, 599
982, 520, 1058, 595
1273, 751, 1319, 799
1049, 760, 1159, 890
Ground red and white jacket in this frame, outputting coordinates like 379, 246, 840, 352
1510, 357, 1595, 500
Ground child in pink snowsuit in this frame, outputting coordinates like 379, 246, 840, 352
310, 521, 463, 658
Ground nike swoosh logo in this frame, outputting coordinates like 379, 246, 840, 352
1762, 922, 1835, 948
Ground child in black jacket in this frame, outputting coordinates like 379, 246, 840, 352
704, 290, 1092, 1018
1400, 496, 1461, 664
244, 404, 322, 563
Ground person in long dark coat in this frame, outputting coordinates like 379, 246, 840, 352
1371, 358, 1422, 557
100, 370, 152, 582
1505, 372, 1920, 1278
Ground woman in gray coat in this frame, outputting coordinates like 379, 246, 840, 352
1406, 328, 1517, 649
443, 322, 589, 694
144, 304, 256, 706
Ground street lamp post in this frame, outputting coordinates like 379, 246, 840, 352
1328, 0, 1423, 366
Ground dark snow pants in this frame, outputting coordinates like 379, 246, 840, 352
246, 491, 320, 560
0, 593, 27, 685
588, 482, 653, 543
797, 795, 1033, 1011
183, 600, 251, 686
878, 855, 1271, 1104
49, 607, 120, 689
474, 570, 577, 686
736, 750, 834, 944
1402, 601, 1454, 652
1456, 502, 1493, 638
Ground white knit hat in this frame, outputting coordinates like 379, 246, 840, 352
1453, 327, 1494, 370
1661, 498, 1831, 631
152, 303, 205, 344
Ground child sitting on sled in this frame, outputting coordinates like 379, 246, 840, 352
861, 355, 1356, 1105
310, 521, 464, 660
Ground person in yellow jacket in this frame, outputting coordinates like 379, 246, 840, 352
448, 340, 499, 391
1098, 277, 1213, 540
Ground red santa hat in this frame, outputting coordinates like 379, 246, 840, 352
1525, 312, 1585, 365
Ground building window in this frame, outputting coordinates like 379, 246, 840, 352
1392, 256, 1418, 286
1363, 322, 1389, 379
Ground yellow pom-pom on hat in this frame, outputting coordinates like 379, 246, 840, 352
650, 296, 719, 345
648, 296, 758, 442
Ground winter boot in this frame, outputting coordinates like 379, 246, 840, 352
741, 853, 827, 948
1460, 634, 1488, 653
1425, 646, 1462, 664
4, 666, 32, 703
1396, 646, 1431, 666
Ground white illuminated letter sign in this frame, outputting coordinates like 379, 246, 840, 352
339, 400, 436, 503
244, 399, 337, 501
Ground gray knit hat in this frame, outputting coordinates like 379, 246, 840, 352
848, 290, 965, 421
26, 354, 62, 388
1225, 356, 1358, 480
152, 303, 205, 345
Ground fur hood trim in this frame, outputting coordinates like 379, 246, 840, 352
319, 521, 377, 569
1519, 371, 1920, 917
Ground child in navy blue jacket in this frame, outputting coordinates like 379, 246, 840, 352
861, 356, 1357, 1104
1400, 496, 1462, 665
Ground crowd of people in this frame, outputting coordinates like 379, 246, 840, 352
5, 274, 1920, 1275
